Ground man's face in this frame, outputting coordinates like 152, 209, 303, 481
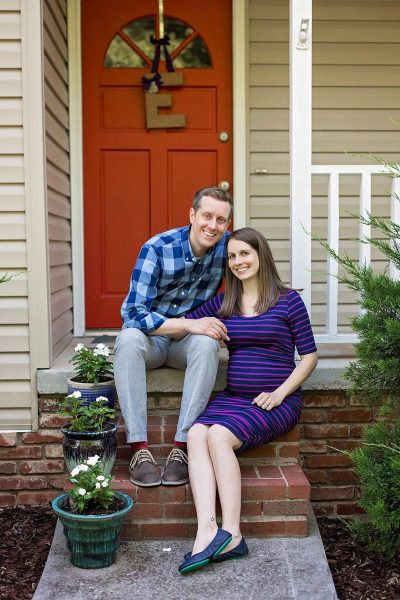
189, 195, 231, 256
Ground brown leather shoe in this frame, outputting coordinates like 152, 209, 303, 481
162, 448, 189, 486
129, 449, 162, 487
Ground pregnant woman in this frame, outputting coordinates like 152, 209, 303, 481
178, 227, 317, 574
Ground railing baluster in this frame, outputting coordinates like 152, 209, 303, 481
390, 175, 400, 280
327, 172, 339, 336
359, 172, 371, 267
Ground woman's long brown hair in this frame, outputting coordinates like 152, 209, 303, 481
218, 227, 288, 318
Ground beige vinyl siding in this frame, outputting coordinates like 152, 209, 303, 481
0, 1, 31, 429
43, 0, 72, 357
249, 0, 399, 333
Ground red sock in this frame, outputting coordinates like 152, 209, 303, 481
130, 441, 148, 452
174, 441, 187, 452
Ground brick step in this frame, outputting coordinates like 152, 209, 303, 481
111, 464, 310, 540
115, 416, 301, 466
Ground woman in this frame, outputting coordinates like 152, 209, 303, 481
178, 228, 318, 575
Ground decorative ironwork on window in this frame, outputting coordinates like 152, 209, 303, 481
104, 16, 212, 69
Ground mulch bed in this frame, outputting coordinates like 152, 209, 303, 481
1, 506, 400, 599
0, 505, 57, 600
318, 518, 400, 600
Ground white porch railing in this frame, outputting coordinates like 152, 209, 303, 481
304, 165, 400, 345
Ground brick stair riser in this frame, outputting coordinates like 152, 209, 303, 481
109, 463, 311, 539
116, 417, 301, 466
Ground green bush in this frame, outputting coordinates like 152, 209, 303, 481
348, 420, 400, 559
316, 155, 400, 559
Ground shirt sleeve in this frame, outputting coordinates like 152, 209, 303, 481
121, 244, 167, 333
185, 294, 223, 320
287, 290, 317, 355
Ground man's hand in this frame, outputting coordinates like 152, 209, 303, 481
185, 317, 229, 341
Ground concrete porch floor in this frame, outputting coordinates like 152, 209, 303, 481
33, 508, 337, 600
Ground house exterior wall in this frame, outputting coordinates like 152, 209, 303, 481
249, 0, 400, 333
0, 390, 369, 518
0, 1, 32, 429
43, 0, 73, 358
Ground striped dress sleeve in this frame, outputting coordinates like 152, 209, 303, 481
287, 290, 317, 355
185, 294, 224, 320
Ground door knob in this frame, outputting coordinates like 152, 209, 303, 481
218, 131, 229, 142
218, 181, 230, 191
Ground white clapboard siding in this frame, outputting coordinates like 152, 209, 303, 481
0, 380, 31, 408
0, 3, 32, 431
44, 0, 72, 359
249, 0, 400, 334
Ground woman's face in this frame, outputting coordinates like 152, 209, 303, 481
227, 239, 260, 283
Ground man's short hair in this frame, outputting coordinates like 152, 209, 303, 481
192, 187, 233, 215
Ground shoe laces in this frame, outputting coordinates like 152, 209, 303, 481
166, 448, 188, 465
130, 449, 157, 469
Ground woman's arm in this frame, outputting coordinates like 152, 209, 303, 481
252, 352, 318, 411
150, 316, 229, 340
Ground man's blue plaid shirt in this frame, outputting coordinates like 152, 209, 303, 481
121, 226, 229, 332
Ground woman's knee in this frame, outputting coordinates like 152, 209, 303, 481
187, 423, 209, 448
207, 424, 238, 449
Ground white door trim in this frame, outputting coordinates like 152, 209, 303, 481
67, 0, 247, 335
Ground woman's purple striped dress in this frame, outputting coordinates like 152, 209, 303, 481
186, 289, 316, 453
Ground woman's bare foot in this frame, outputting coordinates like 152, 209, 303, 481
191, 524, 218, 555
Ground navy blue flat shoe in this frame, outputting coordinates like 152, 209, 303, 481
178, 528, 232, 575
183, 537, 249, 563
213, 537, 249, 562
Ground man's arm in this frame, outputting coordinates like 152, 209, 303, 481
121, 245, 167, 332
150, 317, 229, 340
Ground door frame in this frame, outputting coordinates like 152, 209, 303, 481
67, 0, 248, 335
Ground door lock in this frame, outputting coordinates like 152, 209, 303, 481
218, 181, 230, 191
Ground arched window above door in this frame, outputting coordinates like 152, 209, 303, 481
104, 16, 212, 69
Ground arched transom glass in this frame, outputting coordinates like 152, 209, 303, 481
104, 16, 212, 69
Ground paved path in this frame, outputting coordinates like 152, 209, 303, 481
33, 509, 337, 600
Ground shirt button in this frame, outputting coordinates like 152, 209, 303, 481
173, 304, 177, 308
181, 291, 185, 296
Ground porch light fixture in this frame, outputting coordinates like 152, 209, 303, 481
296, 18, 310, 50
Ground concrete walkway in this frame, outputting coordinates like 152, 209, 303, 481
33, 509, 337, 600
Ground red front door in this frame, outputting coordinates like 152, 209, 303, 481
82, 0, 232, 328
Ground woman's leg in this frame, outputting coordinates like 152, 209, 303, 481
187, 424, 218, 555
207, 424, 243, 552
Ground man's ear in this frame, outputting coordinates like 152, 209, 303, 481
189, 207, 195, 223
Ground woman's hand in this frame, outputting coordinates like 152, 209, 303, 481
252, 389, 285, 411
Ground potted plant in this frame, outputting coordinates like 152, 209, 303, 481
61, 391, 118, 476
67, 342, 116, 407
52, 455, 134, 568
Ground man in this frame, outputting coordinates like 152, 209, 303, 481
114, 187, 232, 487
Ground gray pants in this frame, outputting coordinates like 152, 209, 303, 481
114, 328, 220, 443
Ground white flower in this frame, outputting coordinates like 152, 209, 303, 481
96, 343, 106, 349
93, 346, 110, 357
74, 343, 85, 352
101, 481, 109, 488
96, 475, 105, 481
78, 488, 86, 496
95, 482, 101, 489
67, 390, 82, 399
86, 455, 100, 466
95, 396, 108, 403
70, 466, 81, 477
79, 464, 89, 472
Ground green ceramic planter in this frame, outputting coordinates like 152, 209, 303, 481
52, 492, 134, 569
